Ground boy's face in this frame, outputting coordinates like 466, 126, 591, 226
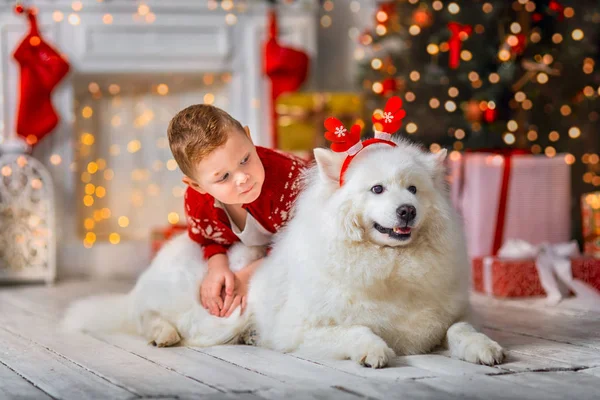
183, 127, 265, 205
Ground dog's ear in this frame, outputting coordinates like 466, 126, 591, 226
427, 149, 447, 179
338, 199, 364, 242
313, 148, 344, 184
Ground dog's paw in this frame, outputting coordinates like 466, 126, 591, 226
238, 327, 259, 346
352, 340, 395, 369
459, 333, 504, 365
149, 324, 181, 348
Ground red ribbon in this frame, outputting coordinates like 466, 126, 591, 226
447, 22, 472, 69
459, 149, 530, 255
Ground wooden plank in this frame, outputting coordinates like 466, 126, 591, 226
288, 352, 439, 380
257, 387, 364, 400
471, 293, 600, 320
94, 332, 286, 393
581, 367, 600, 377
483, 328, 600, 369
257, 381, 465, 400
472, 300, 600, 351
494, 371, 600, 400
202, 344, 434, 382
421, 374, 570, 400
0, 328, 133, 400
0, 310, 218, 398
0, 362, 54, 400
200, 346, 466, 400
0, 280, 131, 320
397, 354, 501, 376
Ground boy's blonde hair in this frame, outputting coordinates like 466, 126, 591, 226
167, 104, 245, 178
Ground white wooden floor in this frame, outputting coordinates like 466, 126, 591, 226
1, 281, 599, 400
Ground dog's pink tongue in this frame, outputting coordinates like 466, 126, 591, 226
393, 227, 411, 234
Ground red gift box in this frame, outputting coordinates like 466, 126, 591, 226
472, 256, 600, 298
151, 224, 187, 258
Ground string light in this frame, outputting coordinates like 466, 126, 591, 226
430, 143, 441, 153
552, 33, 563, 44
225, 13, 237, 25
409, 25, 421, 35
68, 13, 80, 25
109, 233, 120, 244
53, 11, 64, 22
156, 84, 169, 95
448, 3, 460, 14
572, 29, 584, 41
569, 127, 581, 138
503, 133, 516, 145
545, 146, 557, 158
527, 130, 538, 141
406, 123, 417, 134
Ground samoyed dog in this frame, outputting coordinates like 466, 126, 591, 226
64, 139, 504, 368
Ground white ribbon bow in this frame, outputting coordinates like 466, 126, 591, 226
483, 239, 600, 309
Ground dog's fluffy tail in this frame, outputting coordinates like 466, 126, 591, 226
62, 293, 135, 334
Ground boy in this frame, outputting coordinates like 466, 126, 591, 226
168, 104, 307, 318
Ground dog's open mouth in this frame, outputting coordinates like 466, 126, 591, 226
373, 222, 412, 240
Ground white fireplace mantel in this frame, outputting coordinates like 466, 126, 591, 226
0, 0, 317, 278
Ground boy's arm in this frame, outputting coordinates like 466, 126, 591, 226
238, 257, 263, 280
185, 188, 239, 316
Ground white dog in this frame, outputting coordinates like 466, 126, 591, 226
64, 138, 504, 368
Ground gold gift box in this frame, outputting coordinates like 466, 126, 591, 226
276, 92, 364, 154
582, 192, 600, 257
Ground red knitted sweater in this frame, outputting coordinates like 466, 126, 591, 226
184, 146, 309, 259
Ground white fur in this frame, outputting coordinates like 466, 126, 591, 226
63, 139, 504, 367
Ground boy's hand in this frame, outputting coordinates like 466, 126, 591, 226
200, 264, 235, 316
220, 270, 249, 317
220, 258, 263, 317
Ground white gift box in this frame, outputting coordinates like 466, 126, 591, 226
448, 152, 571, 258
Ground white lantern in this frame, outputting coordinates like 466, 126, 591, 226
0, 138, 56, 284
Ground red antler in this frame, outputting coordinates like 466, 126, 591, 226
372, 96, 406, 135
324, 117, 362, 153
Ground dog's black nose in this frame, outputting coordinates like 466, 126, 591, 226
397, 204, 416, 223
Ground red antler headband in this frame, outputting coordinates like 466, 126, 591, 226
324, 96, 406, 186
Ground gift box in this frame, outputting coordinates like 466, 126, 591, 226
275, 92, 363, 156
472, 240, 600, 303
472, 256, 600, 297
582, 192, 600, 257
448, 151, 571, 258
151, 224, 187, 258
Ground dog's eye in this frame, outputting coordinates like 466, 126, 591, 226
371, 185, 384, 194
407, 185, 417, 194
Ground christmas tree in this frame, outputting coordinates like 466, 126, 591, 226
356, 0, 600, 240
357, 0, 599, 169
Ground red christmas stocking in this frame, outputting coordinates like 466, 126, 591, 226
263, 8, 309, 148
12, 6, 70, 145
